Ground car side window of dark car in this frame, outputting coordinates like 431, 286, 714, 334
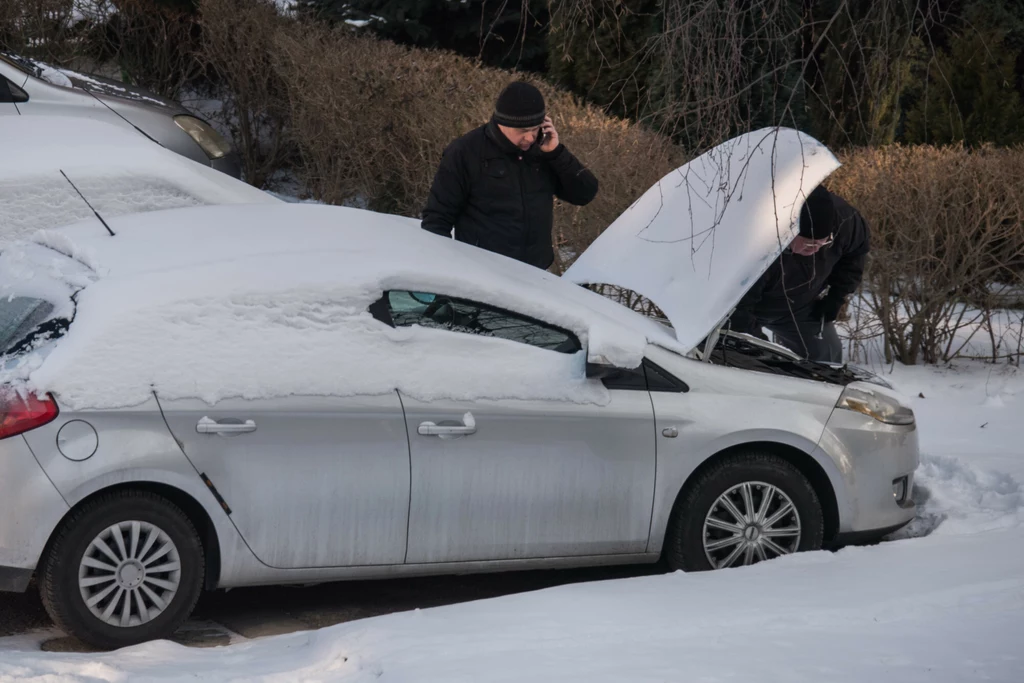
379, 290, 582, 354
0, 77, 28, 104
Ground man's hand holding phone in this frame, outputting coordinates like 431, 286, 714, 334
539, 115, 559, 153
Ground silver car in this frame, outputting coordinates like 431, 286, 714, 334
0, 51, 240, 177
0, 128, 918, 649
0, 115, 277, 241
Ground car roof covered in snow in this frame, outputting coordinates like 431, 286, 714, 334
3, 203, 687, 409
51, 202, 681, 355
0, 116, 277, 241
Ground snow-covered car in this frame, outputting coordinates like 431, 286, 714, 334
0, 51, 240, 177
0, 128, 918, 649
0, 116, 278, 241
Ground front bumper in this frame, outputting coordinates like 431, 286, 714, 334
832, 522, 912, 548
0, 436, 69, 592
816, 408, 919, 536
0, 566, 33, 592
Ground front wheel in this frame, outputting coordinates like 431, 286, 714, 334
39, 490, 205, 650
665, 451, 824, 571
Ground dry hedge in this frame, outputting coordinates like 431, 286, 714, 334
828, 145, 1024, 364
198, 0, 292, 188
257, 12, 680, 268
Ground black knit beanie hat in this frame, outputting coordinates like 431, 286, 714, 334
493, 81, 546, 129
799, 185, 835, 239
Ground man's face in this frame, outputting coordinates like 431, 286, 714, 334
497, 124, 541, 151
790, 234, 834, 256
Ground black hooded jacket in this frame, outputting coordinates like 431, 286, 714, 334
730, 191, 870, 332
421, 120, 599, 269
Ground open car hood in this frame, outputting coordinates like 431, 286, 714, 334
564, 127, 841, 353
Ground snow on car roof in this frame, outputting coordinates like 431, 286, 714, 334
5, 203, 685, 409
0, 117, 278, 240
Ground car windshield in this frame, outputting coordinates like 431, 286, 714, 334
0, 296, 68, 357
0, 242, 86, 359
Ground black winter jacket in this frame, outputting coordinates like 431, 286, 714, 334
730, 191, 870, 332
421, 120, 599, 269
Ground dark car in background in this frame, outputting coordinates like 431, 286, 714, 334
0, 51, 240, 178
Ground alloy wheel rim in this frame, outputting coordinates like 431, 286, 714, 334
78, 521, 181, 628
702, 481, 802, 569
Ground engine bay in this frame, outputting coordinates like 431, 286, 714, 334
705, 332, 868, 386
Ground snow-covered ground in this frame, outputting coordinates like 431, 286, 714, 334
0, 359, 1020, 682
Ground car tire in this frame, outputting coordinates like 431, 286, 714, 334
39, 489, 205, 650
665, 451, 824, 572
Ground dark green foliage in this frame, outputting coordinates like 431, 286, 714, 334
301, 0, 550, 72
803, 0, 924, 148
901, 1, 1024, 146
295, 0, 1024, 148
546, 0, 660, 121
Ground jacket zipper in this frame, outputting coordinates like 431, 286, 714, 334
517, 155, 528, 250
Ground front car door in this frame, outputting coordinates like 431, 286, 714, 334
379, 290, 657, 564
159, 393, 410, 569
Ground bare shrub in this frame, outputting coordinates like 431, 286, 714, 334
197, 0, 293, 188
272, 22, 679, 269
88, 0, 203, 99
1, 1, 203, 99
0, 0, 82, 62
829, 145, 1024, 365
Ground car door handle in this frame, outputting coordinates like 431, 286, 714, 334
418, 412, 476, 438
196, 417, 257, 435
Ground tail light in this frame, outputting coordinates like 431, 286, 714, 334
0, 391, 59, 440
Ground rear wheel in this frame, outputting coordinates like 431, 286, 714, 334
40, 490, 204, 649
665, 451, 824, 571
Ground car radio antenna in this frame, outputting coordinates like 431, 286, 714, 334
59, 169, 115, 236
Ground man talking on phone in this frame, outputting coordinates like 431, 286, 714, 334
421, 81, 599, 271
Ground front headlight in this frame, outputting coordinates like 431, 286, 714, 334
837, 386, 915, 426
173, 115, 232, 159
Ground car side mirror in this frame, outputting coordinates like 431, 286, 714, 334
585, 362, 619, 380
0, 77, 28, 104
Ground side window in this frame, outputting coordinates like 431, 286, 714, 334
382, 290, 582, 354
0, 77, 28, 104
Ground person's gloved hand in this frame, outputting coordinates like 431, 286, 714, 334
813, 294, 846, 324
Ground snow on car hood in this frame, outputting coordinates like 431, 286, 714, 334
565, 127, 841, 353
0, 117, 277, 240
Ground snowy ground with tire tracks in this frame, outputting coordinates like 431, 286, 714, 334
0, 360, 1021, 682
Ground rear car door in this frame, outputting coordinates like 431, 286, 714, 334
380, 290, 657, 564
159, 394, 411, 569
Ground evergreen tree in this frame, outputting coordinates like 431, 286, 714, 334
903, 25, 1024, 146
302, 0, 550, 72
803, 0, 924, 148
648, 0, 809, 150
546, 0, 660, 121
